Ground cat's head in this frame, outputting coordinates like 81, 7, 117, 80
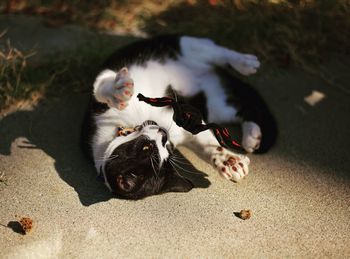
101, 120, 193, 200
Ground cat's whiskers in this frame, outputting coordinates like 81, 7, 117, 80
169, 156, 193, 166
169, 159, 200, 177
150, 155, 161, 178
95, 154, 119, 162
150, 157, 157, 177
152, 153, 161, 170
170, 152, 193, 162
169, 157, 202, 175
169, 160, 186, 179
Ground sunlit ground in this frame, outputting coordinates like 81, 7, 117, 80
0, 1, 349, 257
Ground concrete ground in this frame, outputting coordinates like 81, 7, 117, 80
1, 15, 350, 258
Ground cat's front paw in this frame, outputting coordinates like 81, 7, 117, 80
211, 147, 250, 182
109, 67, 134, 110
229, 54, 260, 76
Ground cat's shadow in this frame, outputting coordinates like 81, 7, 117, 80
0, 94, 210, 206
170, 150, 211, 189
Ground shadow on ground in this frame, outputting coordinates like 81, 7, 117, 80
0, 93, 211, 206
0, 94, 112, 206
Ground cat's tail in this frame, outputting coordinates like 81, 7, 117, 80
233, 80, 278, 154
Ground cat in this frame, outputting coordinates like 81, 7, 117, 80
80, 35, 277, 200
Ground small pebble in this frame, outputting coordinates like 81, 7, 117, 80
19, 217, 33, 234
237, 209, 252, 220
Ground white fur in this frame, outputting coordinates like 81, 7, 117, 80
91, 36, 260, 184
180, 36, 260, 75
93, 69, 117, 104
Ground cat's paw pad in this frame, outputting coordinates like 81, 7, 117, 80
242, 121, 262, 153
211, 147, 250, 182
111, 67, 134, 110
229, 54, 260, 76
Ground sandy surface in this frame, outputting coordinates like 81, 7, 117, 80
1, 15, 350, 259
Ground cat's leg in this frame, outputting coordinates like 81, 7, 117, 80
201, 82, 263, 153
180, 36, 260, 75
93, 67, 134, 110
200, 73, 239, 123
174, 127, 250, 182
198, 70, 274, 153
205, 100, 262, 153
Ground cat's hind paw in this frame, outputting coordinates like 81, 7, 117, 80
211, 147, 250, 182
229, 54, 260, 76
242, 121, 262, 153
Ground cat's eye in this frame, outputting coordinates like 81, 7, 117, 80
134, 125, 142, 131
142, 143, 153, 151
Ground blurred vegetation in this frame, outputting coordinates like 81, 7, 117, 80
0, 0, 174, 34
1, 0, 350, 112
0, 30, 37, 110
2, 0, 349, 64
143, 0, 350, 67
0, 30, 119, 113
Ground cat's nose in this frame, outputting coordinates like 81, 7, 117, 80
158, 127, 167, 135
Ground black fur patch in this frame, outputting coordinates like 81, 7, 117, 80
216, 67, 278, 153
102, 34, 181, 70
104, 136, 193, 200
80, 96, 109, 162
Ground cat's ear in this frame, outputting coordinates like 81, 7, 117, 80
114, 173, 142, 193
161, 170, 194, 193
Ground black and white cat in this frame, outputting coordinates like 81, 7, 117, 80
81, 35, 277, 200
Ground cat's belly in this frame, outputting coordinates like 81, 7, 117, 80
129, 59, 201, 97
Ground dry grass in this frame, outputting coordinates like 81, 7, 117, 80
0, 30, 115, 113
0, 30, 37, 111
0, 0, 349, 112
